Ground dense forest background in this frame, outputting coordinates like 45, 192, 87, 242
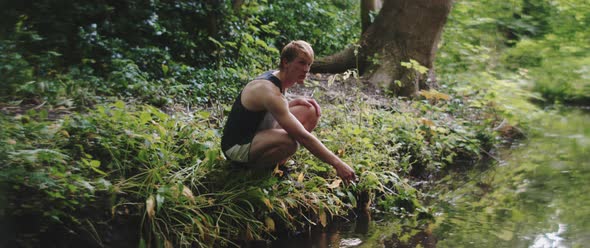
0, 0, 588, 247
1, 0, 360, 106
2, 0, 587, 107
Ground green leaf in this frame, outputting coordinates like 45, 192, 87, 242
161, 64, 169, 75
114, 100, 125, 109
139, 238, 147, 248
347, 191, 357, 208
140, 111, 152, 124
197, 111, 210, 119
90, 160, 100, 168
208, 37, 223, 48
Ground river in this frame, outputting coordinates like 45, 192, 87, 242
271, 108, 590, 248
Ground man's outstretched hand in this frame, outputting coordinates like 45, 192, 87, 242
334, 162, 357, 185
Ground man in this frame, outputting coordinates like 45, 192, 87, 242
221, 40, 356, 183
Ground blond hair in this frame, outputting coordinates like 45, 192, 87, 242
279, 40, 314, 69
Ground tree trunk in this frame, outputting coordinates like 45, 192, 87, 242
206, 0, 223, 37
312, 0, 452, 97
361, 0, 382, 34
232, 0, 244, 13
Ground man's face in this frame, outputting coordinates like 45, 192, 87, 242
284, 53, 313, 85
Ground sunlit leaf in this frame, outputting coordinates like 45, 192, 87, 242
297, 172, 305, 183
197, 111, 210, 119
262, 198, 273, 210
146, 195, 156, 219
419, 89, 451, 101
164, 240, 173, 248
182, 185, 195, 202
319, 209, 328, 227
59, 130, 70, 138
208, 37, 223, 48
114, 100, 125, 109
420, 118, 435, 127
327, 179, 342, 189
161, 64, 169, 75
273, 164, 283, 177
265, 217, 275, 232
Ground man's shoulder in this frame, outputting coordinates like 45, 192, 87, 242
242, 79, 283, 108
245, 79, 281, 95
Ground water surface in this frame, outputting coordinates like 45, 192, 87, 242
272, 109, 590, 248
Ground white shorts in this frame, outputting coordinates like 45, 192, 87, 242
225, 112, 278, 163
224, 142, 252, 163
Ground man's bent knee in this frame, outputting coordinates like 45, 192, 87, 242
290, 104, 319, 131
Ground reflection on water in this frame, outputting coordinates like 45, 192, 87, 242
433, 110, 590, 247
269, 214, 371, 248
531, 223, 567, 248
270, 213, 437, 248
271, 109, 589, 248
339, 238, 363, 247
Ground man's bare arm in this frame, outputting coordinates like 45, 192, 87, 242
261, 85, 356, 182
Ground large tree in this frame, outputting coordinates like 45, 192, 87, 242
312, 0, 453, 97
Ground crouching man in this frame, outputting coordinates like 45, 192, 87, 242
221, 40, 356, 183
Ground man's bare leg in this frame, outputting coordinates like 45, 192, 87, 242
289, 104, 319, 132
248, 101, 320, 168
248, 129, 298, 168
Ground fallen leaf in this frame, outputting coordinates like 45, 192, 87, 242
297, 172, 305, 183
319, 209, 328, 227
146, 195, 156, 219
164, 240, 173, 248
420, 118, 435, 127
182, 185, 195, 202
60, 130, 70, 138
273, 163, 283, 177
327, 179, 342, 189
265, 217, 275, 232
262, 198, 273, 210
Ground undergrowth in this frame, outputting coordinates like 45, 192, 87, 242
0, 75, 502, 246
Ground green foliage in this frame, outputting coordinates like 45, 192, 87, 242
0, 40, 33, 98
0, 84, 498, 246
439, 0, 590, 105
0, 0, 359, 107
250, 0, 360, 56
500, 0, 590, 104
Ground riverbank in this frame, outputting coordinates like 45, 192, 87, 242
0, 71, 519, 247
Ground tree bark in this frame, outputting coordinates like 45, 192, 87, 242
232, 0, 244, 13
309, 45, 357, 73
312, 0, 452, 97
206, 0, 223, 37
361, 0, 382, 34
